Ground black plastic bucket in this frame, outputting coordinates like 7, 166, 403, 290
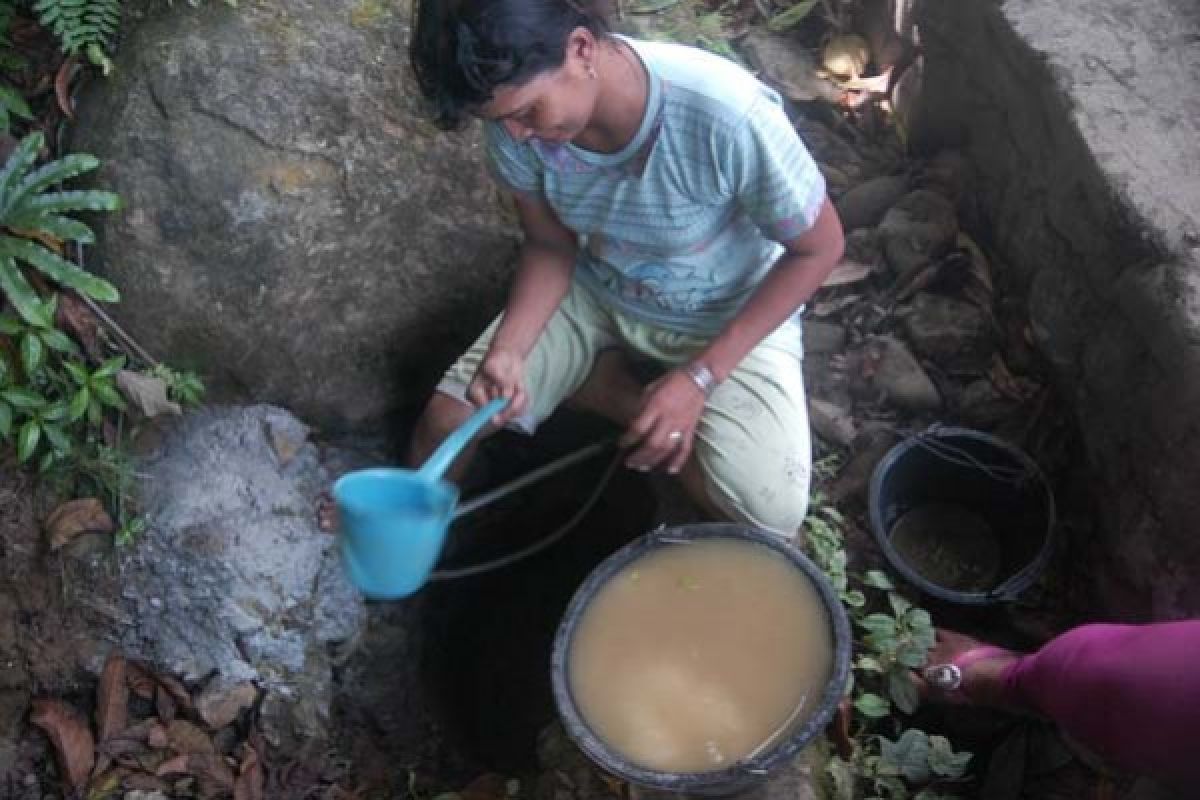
868, 426, 1056, 605
550, 523, 852, 795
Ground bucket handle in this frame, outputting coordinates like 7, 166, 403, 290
417, 397, 509, 482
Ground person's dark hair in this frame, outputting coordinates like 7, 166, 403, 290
410, 0, 609, 130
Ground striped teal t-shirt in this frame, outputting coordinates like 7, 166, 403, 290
483, 37, 826, 344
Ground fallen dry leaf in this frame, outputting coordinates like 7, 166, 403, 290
156, 754, 191, 777
233, 744, 265, 800
44, 497, 114, 550
86, 765, 127, 799
29, 698, 95, 793
155, 684, 177, 724
116, 370, 182, 418
54, 56, 78, 118
126, 661, 157, 700
55, 291, 103, 361
95, 653, 128, 743
196, 679, 258, 731
190, 753, 236, 798
157, 673, 194, 711
148, 721, 169, 749
167, 719, 217, 755
822, 259, 873, 288
812, 293, 862, 318
123, 772, 173, 793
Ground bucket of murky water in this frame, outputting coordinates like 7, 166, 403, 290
550, 523, 851, 795
868, 426, 1056, 605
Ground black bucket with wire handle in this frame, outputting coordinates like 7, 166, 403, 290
868, 426, 1056, 605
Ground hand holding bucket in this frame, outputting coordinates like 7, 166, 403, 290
334, 397, 508, 599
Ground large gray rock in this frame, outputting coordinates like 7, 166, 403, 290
72, 1, 517, 431
117, 405, 367, 749
911, 0, 1200, 619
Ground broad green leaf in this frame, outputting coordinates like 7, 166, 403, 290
853, 692, 890, 719
0, 312, 19, 335
19, 331, 43, 374
33, 214, 95, 244
856, 655, 883, 672
92, 381, 126, 410
879, 729, 931, 783
0, 255, 51, 327
895, 642, 929, 669
0, 237, 120, 302
0, 401, 10, 437
14, 153, 100, 201
64, 360, 89, 385
928, 735, 973, 779
41, 400, 69, 422
68, 386, 89, 421
37, 447, 55, 473
0, 132, 43, 203
1, 386, 44, 409
95, 356, 126, 379
858, 613, 898, 637
906, 607, 933, 629
842, 589, 866, 608
888, 667, 919, 714
889, 592, 912, 618
87, 396, 102, 427
0, 85, 33, 123
16, 418, 39, 462
12, 189, 121, 219
42, 422, 70, 453
40, 328, 78, 355
863, 570, 895, 590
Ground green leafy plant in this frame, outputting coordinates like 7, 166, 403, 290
0, 83, 31, 135
829, 730, 972, 800
0, 132, 121, 328
31, 0, 120, 74
804, 499, 974, 799
149, 363, 205, 408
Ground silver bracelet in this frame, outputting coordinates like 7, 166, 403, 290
684, 361, 718, 398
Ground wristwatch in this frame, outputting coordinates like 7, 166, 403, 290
684, 361, 718, 399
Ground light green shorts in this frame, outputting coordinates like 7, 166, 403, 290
437, 281, 812, 537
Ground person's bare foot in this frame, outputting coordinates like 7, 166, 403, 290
917, 628, 1025, 709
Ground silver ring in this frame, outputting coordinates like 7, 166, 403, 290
922, 664, 962, 691
668, 430, 684, 441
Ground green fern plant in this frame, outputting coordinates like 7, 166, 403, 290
0, 131, 120, 330
31, 0, 120, 74
0, 84, 32, 135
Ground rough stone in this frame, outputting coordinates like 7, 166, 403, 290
901, 291, 994, 373
71, 0, 517, 432
843, 228, 884, 272
834, 174, 910, 231
876, 190, 959, 278
864, 336, 941, 412
803, 320, 847, 355
956, 378, 1018, 430
740, 27, 842, 104
911, 0, 1200, 618
808, 397, 857, 448
114, 405, 367, 747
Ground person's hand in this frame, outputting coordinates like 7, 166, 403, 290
620, 368, 707, 474
467, 346, 528, 427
